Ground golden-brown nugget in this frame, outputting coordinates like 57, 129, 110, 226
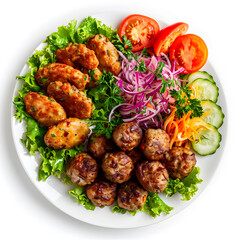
35, 63, 90, 90
44, 118, 90, 149
86, 34, 122, 75
47, 81, 93, 119
55, 42, 99, 70
23, 91, 66, 126
81, 67, 102, 88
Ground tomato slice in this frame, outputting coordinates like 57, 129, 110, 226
119, 14, 160, 52
169, 34, 208, 74
153, 22, 188, 55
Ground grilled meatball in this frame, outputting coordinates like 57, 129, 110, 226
47, 81, 93, 119
163, 147, 196, 180
86, 34, 121, 75
44, 118, 90, 149
87, 134, 116, 160
23, 91, 66, 127
136, 161, 169, 193
140, 129, 170, 161
35, 63, 90, 90
102, 152, 134, 184
117, 181, 148, 211
55, 42, 99, 70
112, 122, 143, 152
66, 153, 98, 186
125, 148, 144, 165
86, 179, 117, 207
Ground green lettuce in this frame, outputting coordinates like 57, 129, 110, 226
164, 167, 203, 201
69, 186, 95, 210
112, 192, 173, 218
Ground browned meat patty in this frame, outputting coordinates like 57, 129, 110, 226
101, 151, 134, 184
66, 153, 98, 186
47, 81, 93, 119
86, 34, 121, 75
87, 134, 116, 161
136, 161, 169, 193
86, 179, 117, 207
44, 118, 90, 149
125, 147, 144, 165
163, 147, 196, 180
117, 181, 148, 211
23, 91, 66, 127
112, 122, 143, 151
55, 42, 99, 70
140, 128, 170, 161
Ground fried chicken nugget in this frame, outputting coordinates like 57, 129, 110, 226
35, 63, 90, 90
55, 42, 99, 70
80, 67, 102, 88
44, 118, 90, 149
23, 91, 66, 126
86, 34, 122, 76
47, 81, 93, 119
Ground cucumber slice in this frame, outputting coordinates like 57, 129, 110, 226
187, 71, 214, 86
192, 124, 222, 156
191, 79, 219, 102
201, 100, 224, 128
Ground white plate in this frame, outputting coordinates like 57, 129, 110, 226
11, 11, 227, 228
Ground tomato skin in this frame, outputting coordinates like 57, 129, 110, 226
153, 22, 188, 56
119, 14, 160, 52
169, 34, 208, 74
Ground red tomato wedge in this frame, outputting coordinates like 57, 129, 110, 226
169, 34, 208, 73
153, 22, 188, 56
119, 14, 160, 52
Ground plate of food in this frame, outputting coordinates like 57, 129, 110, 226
11, 11, 226, 228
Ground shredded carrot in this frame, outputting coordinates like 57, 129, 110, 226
146, 103, 154, 109
164, 107, 212, 149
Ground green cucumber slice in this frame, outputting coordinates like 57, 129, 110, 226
191, 78, 219, 102
201, 100, 224, 128
187, 71, 214, 86
192, 124, 221, 156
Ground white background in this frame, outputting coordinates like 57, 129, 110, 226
1, 0, 239, 239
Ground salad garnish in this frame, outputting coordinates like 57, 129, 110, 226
13, 14, 224, 219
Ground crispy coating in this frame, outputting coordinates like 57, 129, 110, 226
112, 122, 143, 152
136, 161, 169, 193
44, 118, 90, 149
47, 81, 93, 119
35, 63, 90, 90
163, 147, 196, 180
66, 153, 98, 186
87, 134, 116, 161
23, 91, 66, 126
140, 129, 170, 161
86, 179, 117, 207
55, 42, 99, 70
86, 34, 122, 75
117, 181, 148, 211
80, 67, 102, 88
102, 151, 134, 184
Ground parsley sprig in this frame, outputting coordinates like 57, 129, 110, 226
87, 71, 124, 138
170, 86, 203, 119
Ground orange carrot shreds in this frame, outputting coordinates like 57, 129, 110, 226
169, 121, 179, 149
164, 107, 213, 149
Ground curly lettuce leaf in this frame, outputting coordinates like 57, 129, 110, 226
164, 167, 203, 201
69, 186, 95, 211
